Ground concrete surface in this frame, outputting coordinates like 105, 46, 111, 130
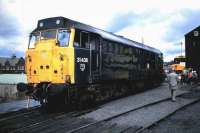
142, 88, 200, 133
83, 83, 189, 121
0, 99, 40, 114
110, 97, 199, 128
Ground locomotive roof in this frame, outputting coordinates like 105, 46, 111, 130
33, 17, 162, 54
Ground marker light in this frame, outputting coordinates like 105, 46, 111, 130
56, 20, 60, 25
39, 22, 44, 27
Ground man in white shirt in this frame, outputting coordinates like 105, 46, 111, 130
167, 69, 179, 101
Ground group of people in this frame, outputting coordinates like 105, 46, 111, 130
180, 70, 198, 85
166, 69, 198, 102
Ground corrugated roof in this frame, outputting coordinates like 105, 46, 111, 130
0, 57, 20, 66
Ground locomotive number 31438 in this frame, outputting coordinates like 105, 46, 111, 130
76, 57, 88, 63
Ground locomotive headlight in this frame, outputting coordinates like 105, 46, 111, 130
39, 22, 44, 27
56, 19, 60, 25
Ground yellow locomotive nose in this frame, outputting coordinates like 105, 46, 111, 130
26, 39, 69, 84
37, 41, 53, 82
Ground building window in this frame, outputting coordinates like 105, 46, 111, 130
194, 31, 199, 37
193, 41, 196, 47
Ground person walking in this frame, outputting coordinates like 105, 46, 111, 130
167, 69, 179, 101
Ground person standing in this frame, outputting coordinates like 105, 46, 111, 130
192, 71, 198, 83
188, 70, 193, 85
167, 69, 179, 101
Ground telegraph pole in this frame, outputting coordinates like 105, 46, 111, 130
141, 36, 144, 44
180, 42, 183, 56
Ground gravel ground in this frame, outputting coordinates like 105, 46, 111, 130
142, 87, 200, 133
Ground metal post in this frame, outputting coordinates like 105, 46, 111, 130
26, 96, 30, 108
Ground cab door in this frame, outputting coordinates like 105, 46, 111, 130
74, 31, 90, 84
89, 34, 101, 82
74, 30, 101, 84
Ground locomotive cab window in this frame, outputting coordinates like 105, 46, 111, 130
74, 29, 80, 47
80, 32, 89, 49
57, 30, 70, 47
28, 32, 40, 49
41, 30, 57, 40
74, 30, 90, 49
90, 34, 100, 51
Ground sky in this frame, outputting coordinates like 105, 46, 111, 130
0, 0, 200, 61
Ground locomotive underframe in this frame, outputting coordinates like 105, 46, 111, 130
20, 77, 161, 106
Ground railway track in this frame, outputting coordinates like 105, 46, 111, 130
0, 104, 95, 133
134, 99, 200, 133
0, 105, 40, 122
65, 93, 195, 133
0, 84, 199, 133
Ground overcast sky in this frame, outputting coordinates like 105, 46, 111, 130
0, 0, 200, 61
